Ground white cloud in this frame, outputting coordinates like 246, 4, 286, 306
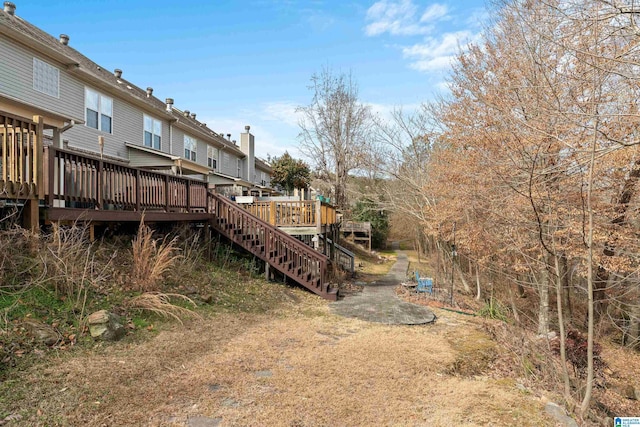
402, 30, 476, 71
364, 0, 449, 36
419, 3, 448, 23
262, 101, 302, 128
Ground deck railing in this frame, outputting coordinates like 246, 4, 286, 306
243, 200, 337, 227
0, 113, 43, 199
209, 192, 335, 299
45, 146, 208, 212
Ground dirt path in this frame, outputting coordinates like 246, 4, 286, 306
3, 286, 560, 427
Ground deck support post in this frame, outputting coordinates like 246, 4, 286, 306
265, 261, 271, 281
22, 199, 39, 231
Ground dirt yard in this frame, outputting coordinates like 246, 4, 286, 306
1, 288, 559, 427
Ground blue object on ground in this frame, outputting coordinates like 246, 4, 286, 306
415, 272, 433, 294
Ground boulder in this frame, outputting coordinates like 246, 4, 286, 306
23, 320, 59, 346
87, 310, 126, 341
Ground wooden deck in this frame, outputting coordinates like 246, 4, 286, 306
0, 109, 344, 299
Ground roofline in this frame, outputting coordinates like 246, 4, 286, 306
0, 23, 78, 67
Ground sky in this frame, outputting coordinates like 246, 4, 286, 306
15, 0, 490, 160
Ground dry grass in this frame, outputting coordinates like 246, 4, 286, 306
128, 292, 200, 324
1, 290, 557, 426
131, 220, 181, 292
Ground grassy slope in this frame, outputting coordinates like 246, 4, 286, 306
1, 243, 637, 426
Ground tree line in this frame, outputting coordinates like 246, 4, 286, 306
293, 0, 640, 415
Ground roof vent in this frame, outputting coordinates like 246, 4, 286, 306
227, 134, 231, 141
146, 87, 153, 98
114, 69, 122, 78
232, 140, 237, 145
3, 2, 15, 15
190, 113, 196, 120
183, 110, 190, 117
165, 98, 174, 111
245, 125, 250, 132
59, 34, 69, 46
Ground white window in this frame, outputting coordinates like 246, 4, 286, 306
144, 115, 162, 150
184, 135, 197, 161
207, 146, 218, 169
33, 58, 59, 98
85, 88, 112, 133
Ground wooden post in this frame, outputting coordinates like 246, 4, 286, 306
265, 262, 271, 281
164, 174, 170, 212
269, 200, 276, 225
96, 159, 103, 209
33, 116, 44, 200
46, 146, 55, 207
186, 179, 191, 212
135, 169, 141, 211
22, 199, 39, 231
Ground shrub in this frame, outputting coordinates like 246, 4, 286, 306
131, 220, 181, 292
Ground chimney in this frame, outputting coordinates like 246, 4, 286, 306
183, 110, 190, 117
3, 2, 15, 15
146, 87, 153, 98
190, 113, 196, 120
240, 126, 255, 184
114, 69, 122, 78
59, 34, 69, 46
165, 98, 174, 111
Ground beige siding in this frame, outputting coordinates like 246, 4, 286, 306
0, 36, 83, 120
128, 149, 173, 168
64, 93, 148, 159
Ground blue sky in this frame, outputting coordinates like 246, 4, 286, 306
16, 0, 489, 160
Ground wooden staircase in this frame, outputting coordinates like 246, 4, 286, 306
208, 192, 338, 301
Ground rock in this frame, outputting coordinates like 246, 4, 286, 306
255, 370, 272, 378
544, 402, 579, 427
200, 294, 213, 304
188, 416, 222, 427
23, 320, 59, 346
616, 383, 637, 400
87, 310, 126, 341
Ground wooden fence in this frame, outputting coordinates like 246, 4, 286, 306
0, 113, 43, 199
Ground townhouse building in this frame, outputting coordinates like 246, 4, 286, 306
0, 1, 274, 197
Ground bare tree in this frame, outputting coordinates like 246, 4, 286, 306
297, 67, 371, 210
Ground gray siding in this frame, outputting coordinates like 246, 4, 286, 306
0, 36, 83, 120
63, 94, 169, 159
128, 150, 173, 168
171, 127, 185, 158
219, 150, 241, 177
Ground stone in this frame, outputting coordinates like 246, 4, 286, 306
87, 310, 126, 341
23, 320, 59, 346
616, 383, 637, 400
200, 294, 213, 304
255, 370, 273, 378
544, 402, 579, 427
188, 416, 222, 427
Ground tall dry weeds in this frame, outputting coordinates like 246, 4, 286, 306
128, 292, 199, 324
45, 222, 113, 320
131, 220, 181, 292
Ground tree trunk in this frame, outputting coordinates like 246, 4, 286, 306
538, 265, 550, 336
455, 259, 472, 294
560, 254, 572, 323
554, 254, 571, 398
475, 262, 481, 300
626, 302, 640, 349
